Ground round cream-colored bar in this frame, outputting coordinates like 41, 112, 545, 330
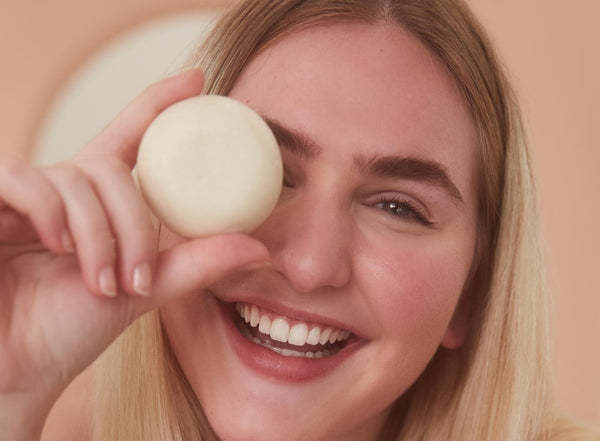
136, 95, 282, 237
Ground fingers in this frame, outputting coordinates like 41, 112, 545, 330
0, 70, 205, 298
41, 164, 119, 297
40, 158, 158, 297
0, 158, 72, 252
75, 157, 158, 296
139, 234, 270, 311
66, 69, 204, 295
0, 157, 159, 298
77, 69, 205, 168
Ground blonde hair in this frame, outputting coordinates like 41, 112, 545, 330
93, 1, 597, 440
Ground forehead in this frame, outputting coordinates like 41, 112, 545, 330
229, 21, 477, 192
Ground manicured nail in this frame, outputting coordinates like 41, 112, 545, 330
133, 262, 152, 296
99, 266, 118, 297
61, 230, 75, 252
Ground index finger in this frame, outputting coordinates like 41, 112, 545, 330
76, 69, 205, 168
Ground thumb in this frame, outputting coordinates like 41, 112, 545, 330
76, 69, 205, 168
139, 234, 270, 311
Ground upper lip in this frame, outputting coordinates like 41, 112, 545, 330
211, 292, 367, 340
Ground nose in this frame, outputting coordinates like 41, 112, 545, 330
253, 191, 353, 293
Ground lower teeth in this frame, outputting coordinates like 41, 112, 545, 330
239, 321, 336, 358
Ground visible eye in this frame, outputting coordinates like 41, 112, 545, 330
374, 197, 434, 226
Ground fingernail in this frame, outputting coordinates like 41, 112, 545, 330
99, 266, 118, 297
133, 262, 152, 296
61, 230, 75, 252
239, 260, 272, 272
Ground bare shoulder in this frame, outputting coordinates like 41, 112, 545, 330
41, 367, 94, 441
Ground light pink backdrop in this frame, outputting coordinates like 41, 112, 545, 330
1, 0, 598, 427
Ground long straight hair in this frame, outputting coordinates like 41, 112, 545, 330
94, 1, 595, 439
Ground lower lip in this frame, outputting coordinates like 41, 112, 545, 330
217, 301, 363, 383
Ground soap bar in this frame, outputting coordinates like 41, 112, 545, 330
136, 95, 282, 237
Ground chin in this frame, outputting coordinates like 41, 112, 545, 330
160, 292, 428, 441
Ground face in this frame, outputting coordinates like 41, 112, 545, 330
160, 22, 479, 441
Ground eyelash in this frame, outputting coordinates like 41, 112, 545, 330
374, 196, 434, 226
282, 169, 433, 227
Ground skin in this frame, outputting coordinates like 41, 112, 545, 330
0, 72, 270, 441
0, 19, 479, 441
160, 22, 479, 441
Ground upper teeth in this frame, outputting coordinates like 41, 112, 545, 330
236, 302, 351, 347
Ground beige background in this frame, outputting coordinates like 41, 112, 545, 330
1, 0, 598, 427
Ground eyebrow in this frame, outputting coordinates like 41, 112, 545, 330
262, 115, 463, 205
355, 155, 464, 205
263, 116, 321, 161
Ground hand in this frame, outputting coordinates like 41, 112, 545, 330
0, 70, 270, 440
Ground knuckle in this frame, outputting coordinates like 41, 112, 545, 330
0, 157, 29, 181
38, 188, 64, 218
82, 226, 116, 261
94, 229, 117, 253
80, 155, 125, 173
48, 162, 87, 187
79, 156, 131, 182
104, 156, 131, 177
0, 160, 65, 221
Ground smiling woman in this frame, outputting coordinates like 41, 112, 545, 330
0, 1, 598, 441
91, 1, 594, 440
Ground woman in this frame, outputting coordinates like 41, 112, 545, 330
0, 0, 597, 440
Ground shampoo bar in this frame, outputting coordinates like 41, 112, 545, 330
136, 95, 282, 237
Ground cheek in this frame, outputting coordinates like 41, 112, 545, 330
160, 294, 205, 358
159, 291, 224, 402
358, 234, 474, 344
157, 225, 219, 377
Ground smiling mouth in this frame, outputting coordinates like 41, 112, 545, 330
232, 302, 354, 359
